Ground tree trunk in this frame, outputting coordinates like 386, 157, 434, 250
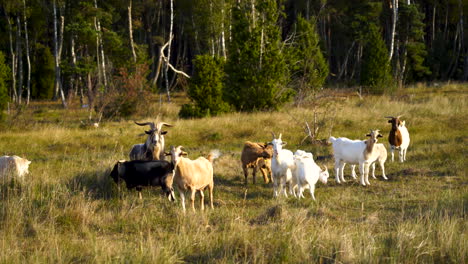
4, 13, 17, 103
94, 0, 107, 90
53, 0, 67, 108
128, 0, 137, 63
389, 0, 398, 61
164, 0, 174, 102
23, 0, 31, 105
221, 1, 227, 59
16, 16, 23, 105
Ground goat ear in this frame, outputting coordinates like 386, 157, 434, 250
366, 133, 371, 137
181, 151, 188, 156
388, 120, 392, 123
145, 130, 151, 134
282, 141, 287, 146
378, 134, 383, 138
161, 131, 168, 135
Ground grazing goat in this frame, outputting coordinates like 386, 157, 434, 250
110, 160, 176, 200
129, 121, 173, 161
169, 146, 219, 211
270, 133, 295, 197
293, 150, 329, 200
0, 155, 31, 179
349, 142, 388, 180
386, 116, 410, 162
329, 130, 384, 186
241, 141, 273, 184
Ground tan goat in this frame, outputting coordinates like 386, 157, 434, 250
241, 141, 273, 184
169, 146, 219, 211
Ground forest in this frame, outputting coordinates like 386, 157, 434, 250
0, 0, 466, 119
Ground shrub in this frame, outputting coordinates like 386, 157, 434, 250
0, 51, 10, 120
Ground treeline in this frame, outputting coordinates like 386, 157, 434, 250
0, 0, 466, 118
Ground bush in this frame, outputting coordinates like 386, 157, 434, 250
31, 43, 55, 99
179, 55, 229, 119
0, 51, 10, 120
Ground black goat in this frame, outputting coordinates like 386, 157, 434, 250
110, 160, 175, 200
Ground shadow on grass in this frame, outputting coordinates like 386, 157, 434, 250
66, 169, 117, 200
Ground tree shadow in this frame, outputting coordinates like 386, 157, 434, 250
66, 169, 118, 200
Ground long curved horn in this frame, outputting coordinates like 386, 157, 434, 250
156, 122, 173, 131
397, 115, 403, 119
134, 121, 156, 130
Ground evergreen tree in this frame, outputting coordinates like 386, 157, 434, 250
360, 24, 392, 94
31, 43, 55, 99
0, 51, 10, 120
179, 55, 229, 118
224, 0, 292, 111
288, 15, 328, 93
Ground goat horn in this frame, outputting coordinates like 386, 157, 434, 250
134, 121, 156, 130
397, 115, 404, 119
156, 122, 173, 131
278, 133, 282, 140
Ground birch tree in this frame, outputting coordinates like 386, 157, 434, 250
23, 0, 31, 105
52, 0, 67, 108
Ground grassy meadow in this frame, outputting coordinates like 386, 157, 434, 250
0, 84, 466, 263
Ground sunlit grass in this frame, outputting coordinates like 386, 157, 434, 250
0, 84, 466, 263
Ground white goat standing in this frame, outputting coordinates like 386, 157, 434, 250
293, 150, 329, 200
270, 133, 295, 197
349, 142, 388, 180
129, 121, 172, 161
329, 130, 384, 186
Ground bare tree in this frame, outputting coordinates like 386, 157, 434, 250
23, 0, 31, 105
94, 0, 107, 90
5, 13, 17, 102
52, 0, 67, 108
389, 0, 398, 61
128, 0, 137, 63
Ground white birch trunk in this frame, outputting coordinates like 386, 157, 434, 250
128, 0, 137, 63
6, 15, 17, 102
389, 0, 398, 61
53, 0, 67, 108
16, 16, 23, 104
221, 1, 227, 59
94, 0, 107, 90
23, 0, 31, 105
164, 0, 174, 102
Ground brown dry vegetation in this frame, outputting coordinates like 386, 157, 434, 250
0, 83, 466, 263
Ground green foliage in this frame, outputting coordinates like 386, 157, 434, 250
288, 15, 328, 93
179, 55, 229, 119
224, 0, 293, 111
360, 24, 392, 94
0, 51, 10, 120
31, 43, 55, 99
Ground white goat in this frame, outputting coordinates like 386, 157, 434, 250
169, 146, 219, 211
329, 130, 384, 186
386, 116, 410, 162
293, 150, 329, 200
129, 121, 172, 161
0, 155, 31, 179
270, 133, 295, 197
349, 143, 388, 180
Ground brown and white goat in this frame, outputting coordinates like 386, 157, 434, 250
385, 116, 410, 162
168, 146, 219, 211
241, 141, 273, 184
129, 121, 173, 161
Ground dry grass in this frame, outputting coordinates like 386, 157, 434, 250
0, 83, 466, 263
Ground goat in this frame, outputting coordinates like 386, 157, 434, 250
329, 130, 384, 186
168, 146, 219, 211
0, 155, 31, 179
385, 116, 410, 162
349, 142, 388, 180
241, 141, 273, 184
270, 133, 295, 197
129, 121, 173, 161
293, 150, 329, 200
109, 160, 176, 200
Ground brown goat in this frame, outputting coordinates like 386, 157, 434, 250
241, 141, 273, 184
385, 115, 410, 162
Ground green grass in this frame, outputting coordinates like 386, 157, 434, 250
0, 83, 466, 263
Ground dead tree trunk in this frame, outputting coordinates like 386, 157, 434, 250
164, 0, 174, 102
94, 0, 107, 90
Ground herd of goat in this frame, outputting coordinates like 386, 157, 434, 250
0, 116, 410, 211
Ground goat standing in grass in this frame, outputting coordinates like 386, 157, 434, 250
293, 150, 329, 200
168, 146, 219, 211
241, 141, 273, 184
329, 130, 385, 186
270, 133, 295, 197
386, 116, 410, 162
129, 121, 172, 161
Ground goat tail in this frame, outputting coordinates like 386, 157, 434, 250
207, 149, 221, 163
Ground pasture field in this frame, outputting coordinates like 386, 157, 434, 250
0, 84, 466, 263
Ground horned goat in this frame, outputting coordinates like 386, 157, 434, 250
270, 133, 295, 197
329, 130, 384, 186
385, 115, 410, 162
129, 121, 173, 161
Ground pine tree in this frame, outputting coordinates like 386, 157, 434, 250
0, 51, 10, 120
288, 15, 328, 93
32, 43, 55, 99
179, 55, 229, 118
224, 0, 292, 111
360, 24, 392, 94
